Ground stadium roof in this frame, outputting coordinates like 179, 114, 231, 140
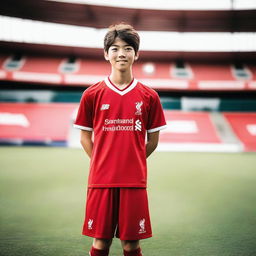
49, 0, 256, 11
0, 0, 255, 61
0, 0, 256, 32
0, 16, 255, 52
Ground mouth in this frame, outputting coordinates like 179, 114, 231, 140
117, 60, 128, 62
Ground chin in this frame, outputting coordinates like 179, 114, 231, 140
115, 66, 129, 72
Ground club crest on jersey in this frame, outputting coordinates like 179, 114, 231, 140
135, 101, 143, 115
101, 104, 110, 110
88, 219, 93, 230
139, 218, 146, 234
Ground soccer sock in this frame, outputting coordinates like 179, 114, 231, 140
123, 247, 142, 256
89, 246, 109, 256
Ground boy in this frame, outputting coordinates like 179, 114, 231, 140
74, 23, 166, 256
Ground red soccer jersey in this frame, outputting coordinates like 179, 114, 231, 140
74, 77, 166, 188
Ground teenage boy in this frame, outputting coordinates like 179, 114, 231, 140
74, 23, 166, 256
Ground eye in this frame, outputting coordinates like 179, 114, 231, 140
125, 47, 133, 51
111, 47, 118, 51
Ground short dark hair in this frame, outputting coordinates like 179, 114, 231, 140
104, 23, 140, 54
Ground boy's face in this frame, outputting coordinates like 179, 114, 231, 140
104, 37, 139, 72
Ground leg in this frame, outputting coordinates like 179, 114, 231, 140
118, 189, 152, 256
93, 238, 112, 250
90, 238, 112, 256
121, 240, 140, 251
121, 240, 142, 256
83, 188, 118, 256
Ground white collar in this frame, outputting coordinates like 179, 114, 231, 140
104, 77, 138, 96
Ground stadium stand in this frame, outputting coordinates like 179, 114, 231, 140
0, 1, 255, 152
0, 56, 256, 151
224, 113, 256, 151
0, 103, 77, 146
160, 111, 221, 143
0, 55, 255, 91
0, 101, 253, 152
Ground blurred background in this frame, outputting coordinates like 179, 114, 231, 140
0, 0, 256, 151
0, 1, 256, 256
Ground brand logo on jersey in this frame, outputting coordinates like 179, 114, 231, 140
135, 119, 142, 131
135, 101, 143, 115
139, 218, 146, 234
88, 219, 93, 230
101, 104, 110, 110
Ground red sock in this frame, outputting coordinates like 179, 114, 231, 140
89, 246, 109, 256
123, 247, 142, 256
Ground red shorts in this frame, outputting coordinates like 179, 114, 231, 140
82, 188, 152, 240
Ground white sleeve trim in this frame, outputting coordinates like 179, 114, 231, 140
147, 125, 167, 133
73, 124, 93, 131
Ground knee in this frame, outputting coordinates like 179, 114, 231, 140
121, 240, 140, 252
93, 238, 112, 250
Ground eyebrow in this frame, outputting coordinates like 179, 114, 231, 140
110, 44, 131, 47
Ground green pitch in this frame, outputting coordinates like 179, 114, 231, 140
1, 147, 256, 256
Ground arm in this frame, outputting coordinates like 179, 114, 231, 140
146, 131, 160, 158
80, 130, 93, 158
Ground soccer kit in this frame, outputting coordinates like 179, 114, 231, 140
74, 77, 166, 240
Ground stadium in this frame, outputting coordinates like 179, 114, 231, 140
0, 1, 256, 255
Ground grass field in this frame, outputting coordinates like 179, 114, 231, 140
1, 147, 256, 256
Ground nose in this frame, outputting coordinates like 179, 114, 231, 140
117, 48, 126, 58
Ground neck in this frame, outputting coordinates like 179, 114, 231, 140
109, 69, 133, 88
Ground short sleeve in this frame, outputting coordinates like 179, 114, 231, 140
73, 90, 93, 131
147, 91, 167, 133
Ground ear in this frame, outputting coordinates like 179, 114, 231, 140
104, 51, 109, 61
134, 52, 139, 61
